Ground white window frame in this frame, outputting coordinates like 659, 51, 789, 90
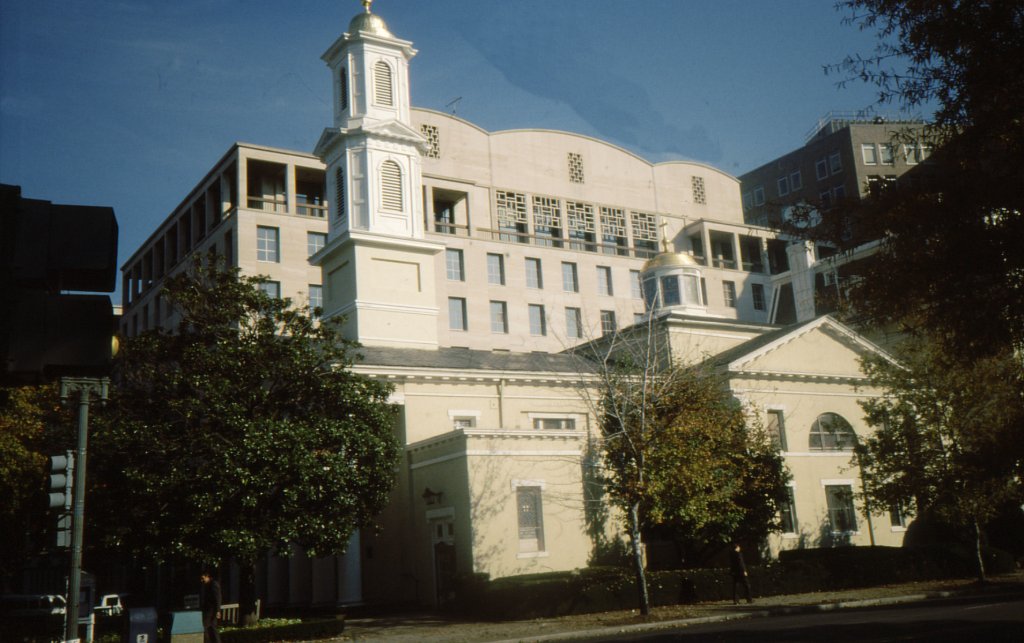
561, 262, 579, 293
565, 307, 582, 339
448, 409, 481, 430
790, 170, 803, 191
815, 158, 829, 180
445, 248, 464, 281
597, 266, 613, 296
489, 300, 508, 334
256, 226, 280, 263
861, 144, 878, 165
821, 479, 859, 534
829, 151, 842, 173
487, 253, 505, 286
512, 480, 548, 558
528, 303, 546, 336
525, 257, 543, 289
777, 176, 790, 197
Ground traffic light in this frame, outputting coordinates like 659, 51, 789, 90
49, 453, 74, 510
1, 184, 118, 384
49, 453, 74, 548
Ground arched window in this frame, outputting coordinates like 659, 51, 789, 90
338, 68, 348, 110
334, 166, 346, 224
380, 160, 403, 211
809, 412, 857, 450
373, 60, 394, 106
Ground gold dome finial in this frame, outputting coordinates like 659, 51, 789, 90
362, 0, 373, 13
659, 220, 671, 253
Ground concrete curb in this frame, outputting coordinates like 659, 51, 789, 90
488, 587, 1023, 642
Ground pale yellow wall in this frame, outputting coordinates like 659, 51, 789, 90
724, 322, 908, 555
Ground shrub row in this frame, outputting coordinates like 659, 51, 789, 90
453, 545, 1015, 620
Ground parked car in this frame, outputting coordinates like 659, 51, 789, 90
0, 593, 67, 616
94, 593, 125, 616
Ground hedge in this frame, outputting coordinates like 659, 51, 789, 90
452, 544, 1015, 620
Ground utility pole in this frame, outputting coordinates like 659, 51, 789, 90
60, 377, 108, 643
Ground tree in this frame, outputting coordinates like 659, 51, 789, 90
577, 325, 789, 615
89, 257, 398, 623
0, 384, 72, 583
855, 333, 1024, 581
825, 1, 1024, 356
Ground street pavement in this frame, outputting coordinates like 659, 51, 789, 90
327, 573, 1024, 642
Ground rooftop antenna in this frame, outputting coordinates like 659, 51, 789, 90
446, 96, 462, 115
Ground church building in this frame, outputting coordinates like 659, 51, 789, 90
119, 2, 907, 610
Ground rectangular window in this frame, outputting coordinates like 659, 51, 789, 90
257, 226, 279, 262
825, 485, 858, 532
829, 151, 842, 173
258, 280, 280, 299
533, 417, 576, 430
815, 158, 829, 180
752, 283, 766, 311
452, 416, 476, 429
561, 262, 579, 292
766, 409, 788, 451
833, 185, 846, 201
565, 307, 582, 339
752, 186, 765, 206
780, 487, 798, 534
861, 144, 878, 165
722, 281, 737, 308
630, 270, 643, 299
308, 284, 323, 317
528, 304, 546, 336
597, 266, 613, 296
516, 486, 545, 553
307, 232, 327, 258
525, 258, 543, 289
487, 253, 505, 285
600, 310, 616, 335
790, 170, 803, 191
777, 176, 790, 196
448, 297, 467, 331
490, 300, 508, 334
879, 143, 895, 165
889, 503, 908, 528
446, 248, 464, 281
633, 313, 646, 325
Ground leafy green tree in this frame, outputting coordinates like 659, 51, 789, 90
90, 257, 398, 623
579, 329, 789, 614
826, 0, 1024, 356
856, 334, 1024, 581
0, 384, 72, 582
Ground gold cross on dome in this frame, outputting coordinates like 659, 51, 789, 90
659, 220, 671, 253
362, 0, 373, 13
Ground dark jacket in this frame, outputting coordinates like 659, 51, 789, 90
200, 579, 222, 626
729, 548, 748, 578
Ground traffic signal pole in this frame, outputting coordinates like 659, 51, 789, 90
60, 377, 108, 643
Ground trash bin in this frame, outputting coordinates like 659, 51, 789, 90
168, 610, 204, 643
126, 607, 158, 643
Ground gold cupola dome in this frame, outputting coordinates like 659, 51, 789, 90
348, 0, 393, 38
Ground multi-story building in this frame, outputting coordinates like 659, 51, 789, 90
739, 112, 931, 228
119, 3, 909, 611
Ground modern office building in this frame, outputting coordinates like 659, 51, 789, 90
119, 3, 909, 610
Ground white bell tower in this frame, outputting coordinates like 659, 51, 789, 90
312, 1, 442, 349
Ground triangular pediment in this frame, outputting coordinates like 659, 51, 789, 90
720, 316, 895, 381
314, 121, 427, 159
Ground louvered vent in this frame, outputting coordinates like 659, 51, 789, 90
380, 160, 403, 211
374, 60, 393, 106
335, 166, 346, 224
339, 68, 348, 110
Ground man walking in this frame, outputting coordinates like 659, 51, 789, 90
200, 569, 222, 643
729, 543, 753, 604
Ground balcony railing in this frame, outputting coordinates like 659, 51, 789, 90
247, 196, 287, 213
297, 202, 327, 218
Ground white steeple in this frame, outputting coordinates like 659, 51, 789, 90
314, 0, 427, 239
312, 2, 442, 350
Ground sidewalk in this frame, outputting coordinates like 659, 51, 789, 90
329, 572, 1024, 642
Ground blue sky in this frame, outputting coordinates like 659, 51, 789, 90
1, 0, 919, 292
